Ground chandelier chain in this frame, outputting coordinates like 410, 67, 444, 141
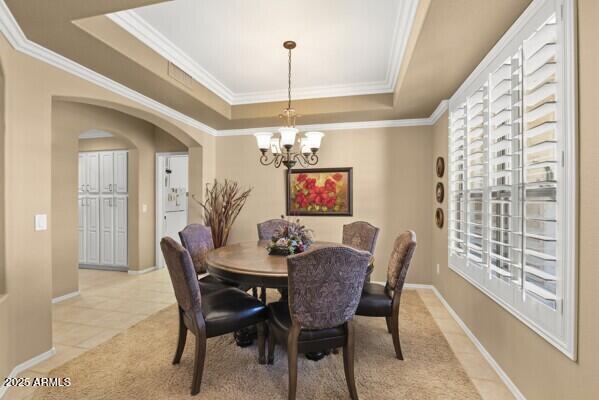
288, 47, 292, 110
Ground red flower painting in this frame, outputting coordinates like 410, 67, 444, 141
286, 168, 353, 216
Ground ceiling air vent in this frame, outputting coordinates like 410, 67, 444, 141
167, 61, 193, 89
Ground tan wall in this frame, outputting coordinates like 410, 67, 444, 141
216, 127, 434, 284
52, 102, 188, 298
0, 32, 215, 380
429, 2, 599, 398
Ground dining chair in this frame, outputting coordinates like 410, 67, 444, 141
160, 237, 268, 395
342, 221, 380, 254
267, 245, 371, 400
355, 230, 417, 360
257, 218, 289, 241
179, 224, 236, 294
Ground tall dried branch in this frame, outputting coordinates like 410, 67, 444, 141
192, 179, 252, 248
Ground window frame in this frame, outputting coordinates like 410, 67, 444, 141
447, 0, 577, 360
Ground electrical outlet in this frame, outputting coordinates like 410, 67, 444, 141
436, 264, 440, 274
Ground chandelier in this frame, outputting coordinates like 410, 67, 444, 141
253, 41, 324, 169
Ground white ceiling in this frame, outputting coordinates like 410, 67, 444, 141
109, 0, 418, 105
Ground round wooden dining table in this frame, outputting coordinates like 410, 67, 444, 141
206, 240, 374, 294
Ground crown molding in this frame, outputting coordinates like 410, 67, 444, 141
108, 0, 421, 106
429, 99, 449, 124
0, 0, 445, 138
0, 0, 218, 136
217, 101, 447, 136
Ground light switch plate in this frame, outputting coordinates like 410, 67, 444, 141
142, 204, 148, 213
35, 214, 48, 231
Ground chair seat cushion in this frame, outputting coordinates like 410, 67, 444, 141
201, 287, 267, 337
356, 282, 393, 316
268, 302, 345, 343
198, 274, 236, 295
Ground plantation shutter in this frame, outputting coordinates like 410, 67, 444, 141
522, 15, 560, 309
446, 0, 575, 358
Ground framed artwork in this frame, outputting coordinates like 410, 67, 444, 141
436, 156, 445, 177
436, 182, 444, 203
286, 167, 353, 216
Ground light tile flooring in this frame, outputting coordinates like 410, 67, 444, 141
4, 269, 514, 400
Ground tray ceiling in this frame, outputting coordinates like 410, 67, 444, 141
109, 0, 419, 105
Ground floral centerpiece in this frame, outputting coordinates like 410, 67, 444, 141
266, 216, 313, 256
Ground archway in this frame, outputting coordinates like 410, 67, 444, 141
50, 99, 200, 300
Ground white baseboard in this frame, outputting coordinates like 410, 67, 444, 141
127, 266, 159, 275
0, 347, 56, 399
424, 286, 526, 400
51, 291, 80, 304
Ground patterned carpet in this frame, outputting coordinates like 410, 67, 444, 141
35, 290, 480, 399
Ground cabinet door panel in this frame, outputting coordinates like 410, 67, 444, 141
86, 196, 100, 264
86, 153, 100, 194
78, 196, 86, 263
78, 154, 87, 194
114, 151, 128, 194
114, 196, 128, 266
100, 196, 115, 265
100, 152, 114, 194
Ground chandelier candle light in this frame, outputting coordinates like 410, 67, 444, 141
254, 41, 324, 169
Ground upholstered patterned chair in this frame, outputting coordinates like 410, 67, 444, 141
257, 219, 289, 241
161, 237, 268, 395
267, 245, 371, 400
356, 231, 417, 360
179, 224, 236, 294
342, 221, 380, 254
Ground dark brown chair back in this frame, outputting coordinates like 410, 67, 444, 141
342, 221, 380, 254
386, 231, 417, 292
161, 237, 202, 316
287, 246, 371, 330
257, 219, 289, 240
179, 224, 214, 274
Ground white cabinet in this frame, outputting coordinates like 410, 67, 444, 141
79, 150, 127, 268
78, 196, 86, 262
79, 153, 99, 194
114, 196, 128, 266
114, 151, 128, 194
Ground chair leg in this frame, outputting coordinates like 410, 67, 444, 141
385, 316, 392, 334
173, 307, 187, 364
191, 330, 207, 395
287, 324, 301, 400
343, 320, 359, 400
390, 309, 403, 360
252, 287, 258, 298
257, 322, 266, 364
267, 322, 275, 364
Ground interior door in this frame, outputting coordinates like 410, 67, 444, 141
86, 152, 100, 194
114, 151, 128, 194
100, 152, 114, 194
114, 195, 128, 266
86, 196, 100, 264
78, 154, 87, 194
78, 196, 86, 263
100, 196, 115, 265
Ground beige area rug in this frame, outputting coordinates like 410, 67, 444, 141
35, 291, 480, 399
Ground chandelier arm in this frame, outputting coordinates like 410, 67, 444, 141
293, 153, 309, 168
259, 152, 277, 166
306, 153, 319, 166
274, 154, 284, 168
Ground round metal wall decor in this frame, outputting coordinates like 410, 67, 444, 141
435, 208, 444, 228
436, 156, 445, 177
436, 182, 444, 203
